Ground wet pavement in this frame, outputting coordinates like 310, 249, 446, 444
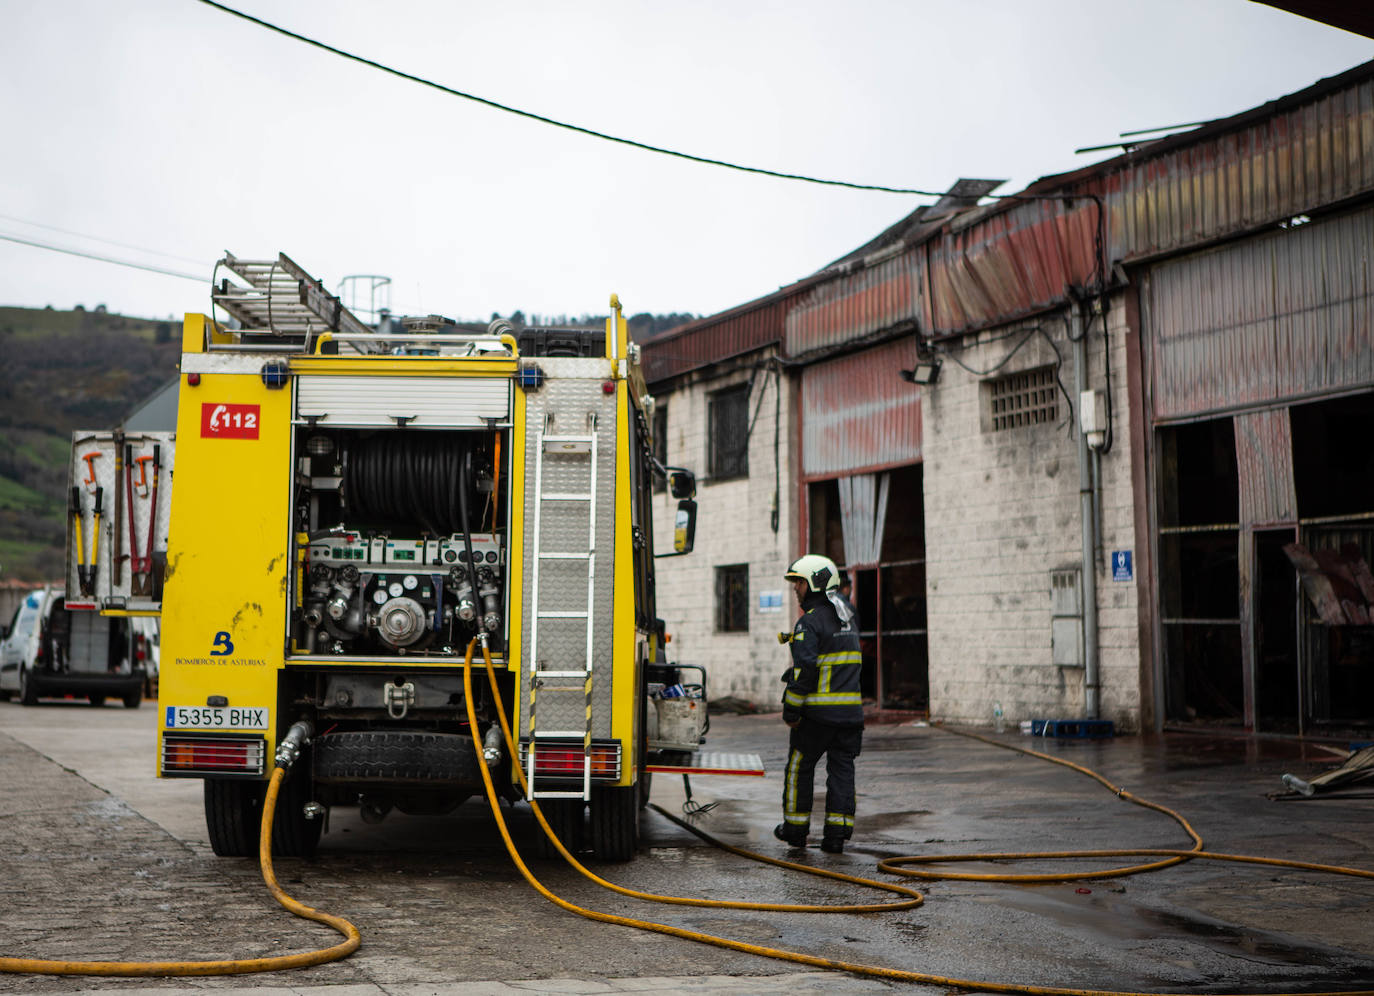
1, 700, 1372, 994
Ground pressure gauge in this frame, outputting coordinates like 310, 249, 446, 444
372, 588, 388, 604
388, 581, 404, 598
402, 574, 418, 591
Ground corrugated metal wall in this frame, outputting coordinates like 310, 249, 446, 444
1234, 408, 1297, 527
801, 338, 923, 478
642, 292, 799, 384
1112, 75, 1374, 260
922, 68, 1374, 337
1146, 203, 1374, 421
784, 249, 923, 356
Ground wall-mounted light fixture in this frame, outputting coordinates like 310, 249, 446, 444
899, 358, 941, 385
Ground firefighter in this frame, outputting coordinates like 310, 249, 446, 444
774, 554, 864, 854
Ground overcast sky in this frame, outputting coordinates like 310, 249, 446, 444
1, 1, 1369, 325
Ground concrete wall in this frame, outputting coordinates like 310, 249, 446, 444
922, 297, 1142, 731
650, 350, 796, 709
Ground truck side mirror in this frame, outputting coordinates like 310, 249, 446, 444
673, 499, 697, 554
667, 468, 696, 500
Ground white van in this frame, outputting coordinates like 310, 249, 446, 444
0, 588, 148, 707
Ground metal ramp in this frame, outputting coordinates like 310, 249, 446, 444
645, 752, 766, 777
525, 419, 599, 801
213, 251, 372, 336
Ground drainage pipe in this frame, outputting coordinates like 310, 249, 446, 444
1071, 304, 1101, 719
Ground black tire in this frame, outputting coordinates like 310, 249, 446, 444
122, 689, 142, 709
19, 668, 38, 706
89, 695, 106, 707
0, 689, 11, 702
271, 763, 322, 858
204, 770, 321, 859
638, 771, 653, 809
314, 731, 478, 782
204, 778, 265, 857
589, 784, 638, 862
532, 798, 584, 859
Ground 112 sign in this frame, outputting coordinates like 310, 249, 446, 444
201, 403, 260, 439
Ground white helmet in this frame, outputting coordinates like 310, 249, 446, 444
784, 554, 840, 594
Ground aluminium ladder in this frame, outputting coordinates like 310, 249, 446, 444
525, 418, 598, 801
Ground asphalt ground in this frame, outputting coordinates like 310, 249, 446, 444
1, 698, 1372, 995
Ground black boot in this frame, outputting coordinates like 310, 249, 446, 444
820, 836, 845, 854
773, 823, 807, 847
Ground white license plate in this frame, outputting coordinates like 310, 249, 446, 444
165, 706, 269, 730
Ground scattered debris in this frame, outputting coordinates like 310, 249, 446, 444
1275, 745, 1374, 799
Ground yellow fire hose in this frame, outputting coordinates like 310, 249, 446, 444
0, 764, 360, 976
3, 637, 1369, 995
462, 639, 1374, 996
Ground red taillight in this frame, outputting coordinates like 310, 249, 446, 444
162, 735, 265, 775
520, 741, 620, 779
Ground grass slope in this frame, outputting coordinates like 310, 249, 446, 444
0, 307, 180, 580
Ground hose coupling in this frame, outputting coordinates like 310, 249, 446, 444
275, 719, 315, 770
482, 723, 505, 768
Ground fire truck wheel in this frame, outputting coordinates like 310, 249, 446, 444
122, 689, 142, 709
589, 784, 638, 862
638, 772, 652, 809
204, 779, 265, 857
532, 798, 584, 859
271, 763, 323, 858
89, 695, 106, 707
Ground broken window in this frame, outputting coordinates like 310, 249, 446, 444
715, 563, 749, 633
708, 384, 749, 481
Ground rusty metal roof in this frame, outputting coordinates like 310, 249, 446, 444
643, 58, 1374, 376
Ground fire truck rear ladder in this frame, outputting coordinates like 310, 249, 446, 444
526, 420, 598, 801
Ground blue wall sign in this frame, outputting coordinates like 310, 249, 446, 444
1111, 550, 1133, 582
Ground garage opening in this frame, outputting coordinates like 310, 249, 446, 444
1290, 392, 1374, 731
808, 463, 927, 712
1157, 418, 1242, 725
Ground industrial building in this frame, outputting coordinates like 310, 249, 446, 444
643, 60, 1374, 736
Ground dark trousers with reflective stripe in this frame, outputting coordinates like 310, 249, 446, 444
782, 719, 862, 840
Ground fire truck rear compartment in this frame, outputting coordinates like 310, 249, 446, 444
291, 426, 507, 659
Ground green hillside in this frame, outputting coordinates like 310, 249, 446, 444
0, 306, 180, 580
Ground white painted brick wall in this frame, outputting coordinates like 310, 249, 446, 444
650, 353, 797, 710
925, 299, 1142, 731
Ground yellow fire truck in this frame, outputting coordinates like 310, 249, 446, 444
156, 253, 714, 862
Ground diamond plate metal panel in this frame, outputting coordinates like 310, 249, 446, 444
519, 376, 619, 739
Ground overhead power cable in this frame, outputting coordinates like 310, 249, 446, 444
0, 212, 207, 266
0, 233, 207, 283
194, 0, 948, 197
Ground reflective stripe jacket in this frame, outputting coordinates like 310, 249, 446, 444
781, 591, 864, 727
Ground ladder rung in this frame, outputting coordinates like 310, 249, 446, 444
539, 551, 591, 560
530, 790, 589, 799
532, 730, 589, 738
535, 671, 591, 680
541, 492, 592, 501
537, 610, 589, 619
543, 435, 595, 443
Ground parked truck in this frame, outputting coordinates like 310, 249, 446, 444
0, 586, 150, 707
156, 253, 725, 862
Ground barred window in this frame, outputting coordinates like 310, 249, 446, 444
988, 366, 1058, 431
715, 563, 750, 633
708, 384, 749, 480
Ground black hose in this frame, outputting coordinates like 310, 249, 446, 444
343, 432, 482, 536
